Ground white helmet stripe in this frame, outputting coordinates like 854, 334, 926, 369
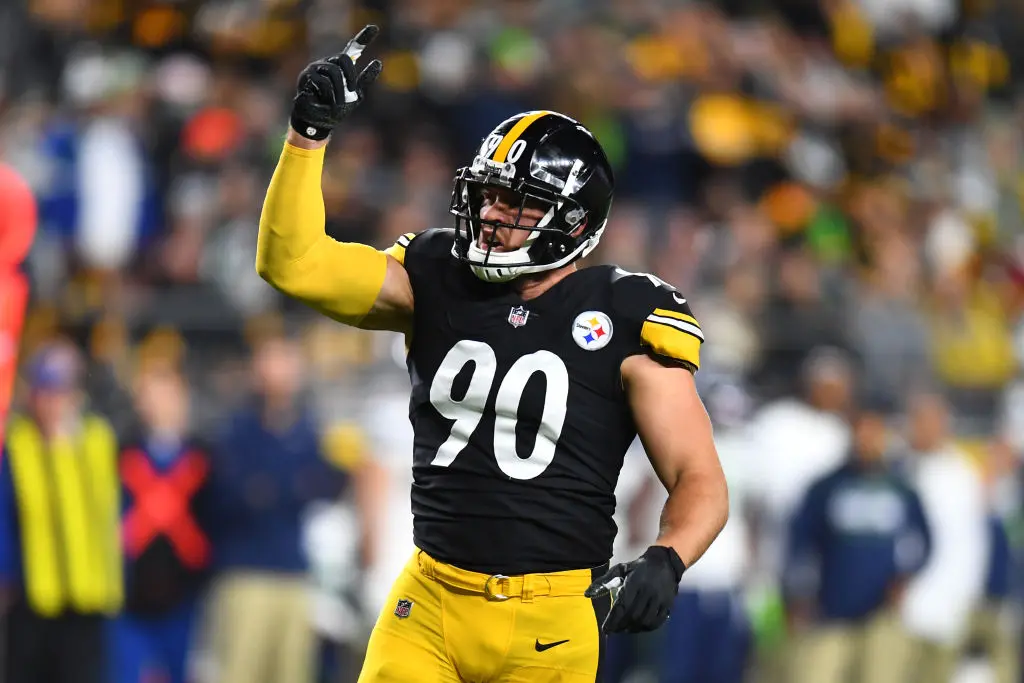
561, 159, 584, 197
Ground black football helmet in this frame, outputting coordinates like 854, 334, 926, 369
449, 110, 615, 282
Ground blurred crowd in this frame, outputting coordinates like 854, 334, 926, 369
1, 0, 1024, 681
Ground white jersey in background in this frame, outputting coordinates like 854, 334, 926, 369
612, 427, 753, 592
901, 445, 989, 646
360, 367, 417, 619
745, 398, 850, 580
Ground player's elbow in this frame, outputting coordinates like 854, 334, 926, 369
666, 446, 729, 534
255, 252, 274, 284
255, 221, 285, 286
254, 232, 303, 295
255, 252, 293, 295
254, 208, 310, 290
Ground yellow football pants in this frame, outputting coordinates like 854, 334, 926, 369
357, 549, 611, 683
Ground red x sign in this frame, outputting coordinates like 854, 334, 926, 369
121, 448, 210, 570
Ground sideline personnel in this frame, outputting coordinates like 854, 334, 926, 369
0, 341, 122, 683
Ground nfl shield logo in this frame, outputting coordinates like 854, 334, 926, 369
394, 598, 413, 619
508, 305, 530, 328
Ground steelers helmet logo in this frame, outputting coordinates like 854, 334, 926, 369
572, 311, 614, 351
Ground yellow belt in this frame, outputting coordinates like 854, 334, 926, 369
415, 550, 595, 602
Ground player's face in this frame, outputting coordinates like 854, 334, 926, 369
477, 186, 548, 252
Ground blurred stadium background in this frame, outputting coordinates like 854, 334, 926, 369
1, 0, 1024, 682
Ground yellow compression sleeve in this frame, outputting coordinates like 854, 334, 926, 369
256, 142, 387, 326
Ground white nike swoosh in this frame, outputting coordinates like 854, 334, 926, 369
672, 292, 687, 305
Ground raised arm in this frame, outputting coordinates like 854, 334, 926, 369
255, 26, 413, 333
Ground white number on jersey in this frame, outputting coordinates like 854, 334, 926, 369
428, 340, 569, 480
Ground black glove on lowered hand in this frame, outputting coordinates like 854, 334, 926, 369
585, 545, 686, 633
290, 24, 383, 141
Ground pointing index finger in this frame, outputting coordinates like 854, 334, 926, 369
342, 24, 379, 63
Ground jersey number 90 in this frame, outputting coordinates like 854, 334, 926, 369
429, 340, 568, 480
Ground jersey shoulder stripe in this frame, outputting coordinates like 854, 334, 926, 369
646, 308, 704, 341
384, 232, 418, 266
608, 267, 704, 370
640, 318, 702, 368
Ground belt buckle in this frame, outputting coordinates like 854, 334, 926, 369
484, 574, 510, 601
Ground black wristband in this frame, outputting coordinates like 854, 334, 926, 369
643, 545, 686, 583
290, 115, 331, 142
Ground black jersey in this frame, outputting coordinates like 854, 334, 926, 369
385, 229, 704, 575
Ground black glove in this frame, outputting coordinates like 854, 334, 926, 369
290, 24, 383, 141
585, 545, 685, 633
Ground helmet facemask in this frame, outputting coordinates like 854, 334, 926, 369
450, 155, 599, 283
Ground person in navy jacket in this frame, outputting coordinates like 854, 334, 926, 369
784, 407, 932, 683
204, 330, 350, 683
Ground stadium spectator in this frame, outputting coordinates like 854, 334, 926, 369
964, 440, 1019, 683
746, 348, 854, 583
784, 406, 931, 683
753, 246, 852, 399
928, 267, 1017, 431
0, 340, 122, 683
0, 161, 37, 443
851, 231, 932, 415
112, 359, 212, 683
305, 419, 387, 683
203, 330, 354, 683
899, 392, 990, 683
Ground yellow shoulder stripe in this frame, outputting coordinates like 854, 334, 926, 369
383, 232, 417, 266
493, 111, 550, 162
651, 307, 701, 330
641, 320, 702, 368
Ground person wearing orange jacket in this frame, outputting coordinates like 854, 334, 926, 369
0, 162, 37, 446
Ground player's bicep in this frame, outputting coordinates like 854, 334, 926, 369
356, 232, 417, 331
621, 354, 719, 492
357, 253, 414, 332
267, 236, 412, 332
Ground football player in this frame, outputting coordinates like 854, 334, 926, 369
256, 25, 729, 683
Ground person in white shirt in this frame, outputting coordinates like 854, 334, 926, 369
899, 392, 989, 683
357, 362, 418, 622
746, 348, 854, 586
742, 347, 853, 682
965, 440, 1021, 683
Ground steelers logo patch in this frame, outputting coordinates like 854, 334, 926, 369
572, 311, 614, 351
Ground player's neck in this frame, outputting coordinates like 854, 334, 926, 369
513, 263, 578, 301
